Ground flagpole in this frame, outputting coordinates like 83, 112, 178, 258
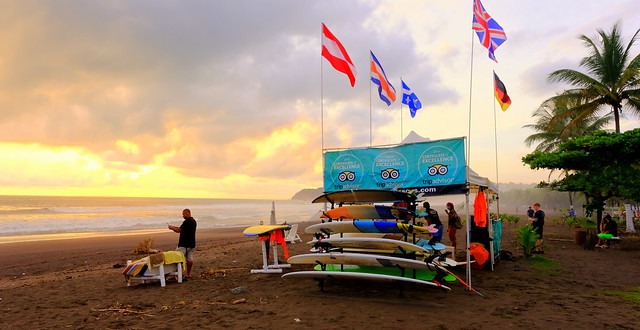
465, 24, 476, 292
492, 71, 501, 216
400, 77, 404, 142
320, 23, 324, 154
369, 51, 373, 146
491, 73, 501, 272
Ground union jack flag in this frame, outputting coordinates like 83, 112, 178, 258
472, 0, 507, 62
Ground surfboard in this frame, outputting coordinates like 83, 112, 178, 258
312, 263, 456, 282
305, 220, 436, 235
282, 271, 450, 290
288, 252, 457, 272
312, 189, 417, 204
321, 205, 404, 220
309, 237, 446, 253
243, 225, 290, 236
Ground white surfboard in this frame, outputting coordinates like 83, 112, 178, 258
282, 271, 450, 290
309, 237, 446, 254
288, 252, 457, 269
305, 220, 436, 235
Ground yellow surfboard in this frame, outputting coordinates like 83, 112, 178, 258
243, 225, 290, 236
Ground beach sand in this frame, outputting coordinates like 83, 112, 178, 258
1, 220, 639, 329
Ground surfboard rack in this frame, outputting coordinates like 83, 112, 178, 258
244, 225, 292, 274
251, 239, 291, 274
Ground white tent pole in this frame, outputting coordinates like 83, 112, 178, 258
465, 188, 471, 288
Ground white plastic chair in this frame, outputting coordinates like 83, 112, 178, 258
285, 224, 302, 243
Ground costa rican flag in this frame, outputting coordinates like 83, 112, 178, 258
370, 51, 396, 106
472, 0, 507, 62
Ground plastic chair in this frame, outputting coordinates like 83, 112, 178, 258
285, 224, 302, 243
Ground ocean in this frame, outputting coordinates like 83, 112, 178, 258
0, 195, 323, 243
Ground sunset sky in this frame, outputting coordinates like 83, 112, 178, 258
1, 0, 639, 199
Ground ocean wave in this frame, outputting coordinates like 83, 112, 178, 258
0, 207, 54, 214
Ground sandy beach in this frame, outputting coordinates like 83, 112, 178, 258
1, 220, 639, 329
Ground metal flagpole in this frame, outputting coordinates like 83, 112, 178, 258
491, 73, 501, 271
320, 23, 324, 154
369, 51, 373, 146
492, 72, 501, 217
400, 78, 404, 142
465, 24, 476, 291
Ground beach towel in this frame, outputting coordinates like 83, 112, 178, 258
271, 229, 289, 259
149, 252, 165, 268
163, 251, 187, 272
469, 242, 489, 266
474, 191, 487, 227
122, 257, 150, 283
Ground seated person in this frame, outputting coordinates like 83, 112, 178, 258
596, 214, 619, 248
414, 202, 443, 247
423, 202, 443, 243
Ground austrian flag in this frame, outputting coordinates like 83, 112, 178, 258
321, 23, 357, 87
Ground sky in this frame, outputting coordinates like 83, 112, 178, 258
1, 0, 639, 199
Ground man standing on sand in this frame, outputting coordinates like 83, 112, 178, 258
168, 209, 197, 279
529, 203, 545, 254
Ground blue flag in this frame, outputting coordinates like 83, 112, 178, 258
401, 80, 422, 118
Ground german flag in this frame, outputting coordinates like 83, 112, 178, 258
493, 71, 511, 111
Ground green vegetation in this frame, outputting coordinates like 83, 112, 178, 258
500, 213, 521, 224
527, 255, 562, 276
523, 129, 640, 221
545, 23, 640, 134
564, 216, 597, 229
521, 24, 640, 223
603, 287, 640, 305
513, 224, 540, 258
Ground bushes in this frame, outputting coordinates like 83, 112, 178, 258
514, 224, 540, 258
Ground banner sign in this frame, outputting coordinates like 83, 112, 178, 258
323, 138, 466, 195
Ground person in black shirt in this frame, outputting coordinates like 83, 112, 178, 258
168, 208, 197, 278
527, 206, 534, 218
597, 214, 618, 248
529, 203, 545, 254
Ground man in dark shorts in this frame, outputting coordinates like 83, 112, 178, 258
168, 209, 197, 278
530, 203, 545, 254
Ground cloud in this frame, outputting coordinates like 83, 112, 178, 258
1, 1, 639, 198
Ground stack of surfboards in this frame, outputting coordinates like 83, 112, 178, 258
282, 205, 456, 290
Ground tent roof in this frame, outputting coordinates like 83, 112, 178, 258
402, 131, 431, 144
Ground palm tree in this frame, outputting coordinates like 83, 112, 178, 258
524, 97, 612, 152
524, 97, 611, 209
547, 23, 640, 133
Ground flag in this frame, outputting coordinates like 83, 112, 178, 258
370, 51, 396, 106
493, 71, 511, 111
401, 80, 422, 118
472, 0, 507, 62
321, 23, 357, 87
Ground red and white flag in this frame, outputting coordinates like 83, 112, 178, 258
321, 23, 357, 87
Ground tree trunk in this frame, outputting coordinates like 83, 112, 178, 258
613, 106, 621, 133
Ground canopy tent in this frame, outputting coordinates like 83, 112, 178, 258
321, 131, 502, 290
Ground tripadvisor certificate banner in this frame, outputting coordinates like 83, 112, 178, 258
323, 138, 466, 196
